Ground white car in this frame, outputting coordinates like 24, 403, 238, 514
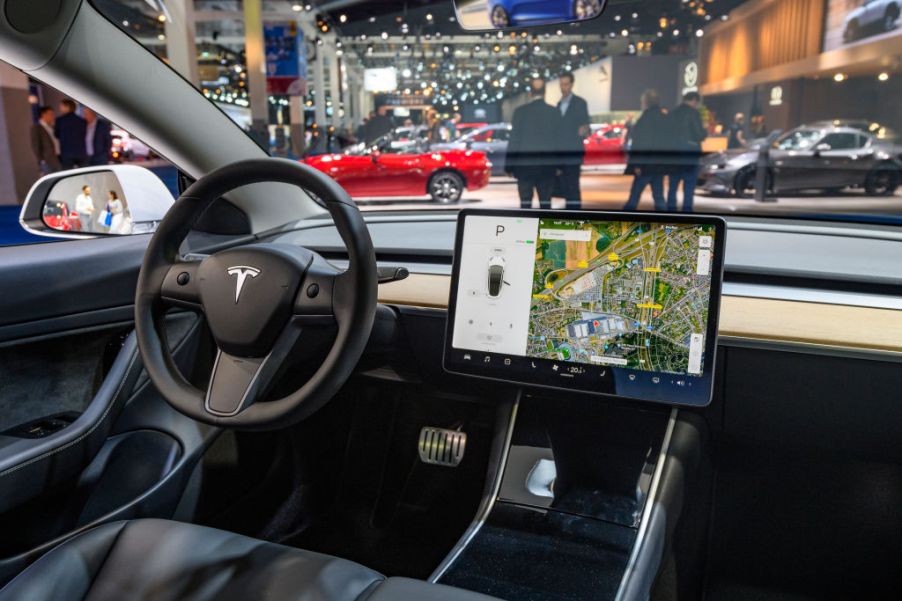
843, 0, 900, 42
111, 129, 153, 162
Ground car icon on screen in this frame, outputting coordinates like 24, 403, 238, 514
487, 255, 506, 297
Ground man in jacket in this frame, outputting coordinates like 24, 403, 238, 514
556, 72, 591, 209
55, 98, 88, 169
84, 108, 113, 166
30, 106, 61, 174
666, 92, 707, 212
505, 78, 561, 209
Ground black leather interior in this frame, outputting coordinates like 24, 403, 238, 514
0, 519, 503, 601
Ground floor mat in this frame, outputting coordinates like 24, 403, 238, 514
704, 443, 902, 601
197, 381, 499, 579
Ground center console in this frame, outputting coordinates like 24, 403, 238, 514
431, 209, 725, 600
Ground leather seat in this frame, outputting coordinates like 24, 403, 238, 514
0, 519, 500, 601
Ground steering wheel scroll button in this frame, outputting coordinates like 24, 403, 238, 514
176, 272, 190, 285
306, 283, 320, 298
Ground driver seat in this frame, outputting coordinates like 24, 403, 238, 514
0, 519, 500, 601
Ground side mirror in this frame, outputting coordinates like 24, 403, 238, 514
465, 140, 474, 149
814, 142, 832, 155
20, 165, 174, 239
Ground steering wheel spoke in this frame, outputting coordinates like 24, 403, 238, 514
292, 256, 341, 326
160, 261, 203, 309
205, 321, 303, 417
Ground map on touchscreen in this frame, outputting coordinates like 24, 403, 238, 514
451, 214, 718, 378
527, 219, 715, 375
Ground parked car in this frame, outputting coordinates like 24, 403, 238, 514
583, 124, 627, 166
40, 200, 82, 232
111, 129, 153, 162
698, 124, 902, 197
488, 0, 603, 27
843, 0, 901, 42
431, 123, 511, 175
305, 143, 491, 203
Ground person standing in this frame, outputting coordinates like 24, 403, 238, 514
623, 90, 669, 212
727, 112, 747, 149
505, 77, 561, 209
84, 108, 112, 166
667, 92, 707, 212
56, 98, 88, 169
30, 106, 61, 174
74, 185, 95, 232
556, 72, 591, 209
364, 107, 393, 145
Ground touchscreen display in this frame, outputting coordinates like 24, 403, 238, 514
444, 209, 726, 406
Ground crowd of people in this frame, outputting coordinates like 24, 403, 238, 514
29, 98, 113, 175
506, 74, 709, 213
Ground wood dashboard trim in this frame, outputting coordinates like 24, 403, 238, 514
378, 274, 902, 354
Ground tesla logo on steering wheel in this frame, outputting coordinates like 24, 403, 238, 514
227, 266, 261, 303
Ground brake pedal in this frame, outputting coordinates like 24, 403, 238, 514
418, 427, 467, 467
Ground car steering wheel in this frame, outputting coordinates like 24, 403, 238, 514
134, 158, 377, 430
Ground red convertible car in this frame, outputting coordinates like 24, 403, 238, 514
42, 200, 82, 232
583, 123, 627, 166
304, 147, 491, 204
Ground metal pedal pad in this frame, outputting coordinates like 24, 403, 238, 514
418, 427, 467, 467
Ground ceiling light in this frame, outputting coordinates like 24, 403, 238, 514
339, 14, 347, 23
291, 4, 302, 12
878, 72, 890, 81
833, 73, 846, 82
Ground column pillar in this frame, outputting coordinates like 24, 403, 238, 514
0, 63, 39, 205
243, 0, 269, 143
164, 0, 200, 85
326, 45, 341, 128
289, 96, 305, 157
312, 43, 327, 127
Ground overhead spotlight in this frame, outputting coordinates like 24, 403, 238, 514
339, 14, 347, 23
426, 13, 434, 21
291, 4, 302, 12
696, 29, 704, 37
157, 14, 166, 22
833, 72, 846, 82
879, 72, 890, 81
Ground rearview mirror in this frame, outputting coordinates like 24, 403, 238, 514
20, 165, 174, 239
454, 0, 606, 31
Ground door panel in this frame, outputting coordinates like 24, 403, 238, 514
0, 233, 220, 581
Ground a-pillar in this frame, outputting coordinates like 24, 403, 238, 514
244, 0, 269, 145
164, 1, 200, 85
0, 62, 39, 205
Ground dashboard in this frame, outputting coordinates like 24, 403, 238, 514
267, 213, 902, 363
443, 210, 726, 406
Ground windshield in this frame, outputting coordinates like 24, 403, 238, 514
90, 0, 902, 223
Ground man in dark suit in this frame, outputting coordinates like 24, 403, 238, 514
556, 72, 591, 209
84, 108, 112, 166
55, 98, 88, 169
666, 92, 707, 212
30, 106, 61, 174
505, 78, 561, 209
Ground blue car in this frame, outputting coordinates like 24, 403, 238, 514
488, 0, 603, 28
